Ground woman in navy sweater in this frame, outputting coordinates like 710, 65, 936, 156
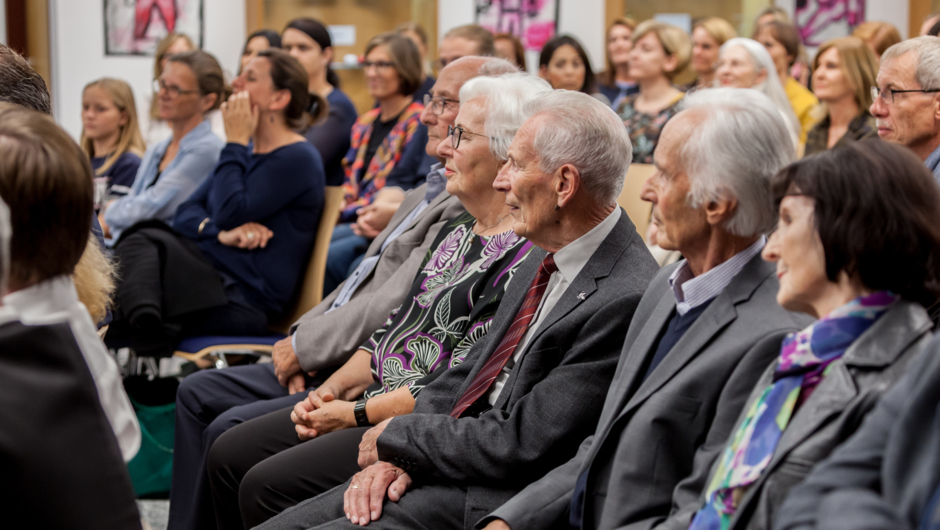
107, 49, 325, 357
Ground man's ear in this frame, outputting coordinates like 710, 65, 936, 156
555, 164, 581, 209
704, 195, 737, 227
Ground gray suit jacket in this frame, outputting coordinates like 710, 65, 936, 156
290, 183, 465, 371
775, 313, 940, 530
658, 300, 932, 530
376, 211, 660, 530
489, 253, 814, 530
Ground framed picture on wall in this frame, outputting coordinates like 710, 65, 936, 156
475, 0, 561, 52
103, 0, 204, 55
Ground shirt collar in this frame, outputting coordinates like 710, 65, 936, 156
154, 118, 213, 158
926, 143, 940, 183
3, 275, 78, 322
669, 236, 766, 315
553, 208, 622, 284
425, 163, 446, 202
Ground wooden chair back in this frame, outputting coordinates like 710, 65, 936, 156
618, 163, 655, 238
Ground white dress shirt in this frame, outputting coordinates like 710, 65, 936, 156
668, 236, 766, 315
486, 208, 622, 405
4, 276, 141, 461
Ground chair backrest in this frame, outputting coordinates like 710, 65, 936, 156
618, 163, 655, 239
271, 186, 345, 334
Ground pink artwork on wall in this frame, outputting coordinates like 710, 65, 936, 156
476, 0, 560, 51
795, 0, 866, 47
104, 0, 203, 55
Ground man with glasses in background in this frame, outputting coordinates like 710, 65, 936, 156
870, 36, 940, 182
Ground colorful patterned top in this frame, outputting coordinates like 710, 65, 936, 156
361, 212, 534, 399
617, 93, 685, 164
341, 101, 426, 222
803, 111, 877, 157
689, 291, 899, 530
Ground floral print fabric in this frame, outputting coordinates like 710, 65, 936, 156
361, 212, 534, 399
689, 291, 899, 530
617, 93, 684, 165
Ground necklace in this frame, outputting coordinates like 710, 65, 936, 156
474, 214, 511, 235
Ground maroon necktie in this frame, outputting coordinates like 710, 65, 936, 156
450, 254, 558, 418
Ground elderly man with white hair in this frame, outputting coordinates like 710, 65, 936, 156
256, 85, 660, 530
871, 36, 940, 182
481, 88, 813, 530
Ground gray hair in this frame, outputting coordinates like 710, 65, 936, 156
477, 57, 519, 76
678, 88, 795, 237
881, 36, 940, 90
458, 73, 552, 160
718, 38, 800, 140
523, 90, 633, 205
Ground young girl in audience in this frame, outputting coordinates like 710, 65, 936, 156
539, 35, 607, 104
282, 17, 358, 187
80, 78, 145, 211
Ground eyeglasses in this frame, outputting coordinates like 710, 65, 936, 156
871, 86, 940, 104
152, 79, 199, 98
423, 94, 459, 116
447, 125, 491, 150
361, 60, 395, 71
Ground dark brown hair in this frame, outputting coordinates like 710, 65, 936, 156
755, 20, 801, 67
256, 48, 327, 129
364, 33, 423, 96
539, 34, 598, 95
0, 103, 93, 289
167, 50, 231, 112
494, 33, 526, 69
0, 44, 51, 115
772, 139, 940, 306
284, 18, 340, 88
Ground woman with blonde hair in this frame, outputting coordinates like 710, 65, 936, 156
852, 21, 902, 59
598, 17, 638, 109
617, 20, 691, 164
804, 36, 879, 156
687, 16, 737, 91
80, 78, 145, 210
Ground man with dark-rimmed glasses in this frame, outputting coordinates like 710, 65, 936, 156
871, 36, 940, 183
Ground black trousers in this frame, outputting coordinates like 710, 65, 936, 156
207, 405, 369, 529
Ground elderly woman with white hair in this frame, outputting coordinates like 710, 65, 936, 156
715, 37, 801, 148
201, 73, 553, 530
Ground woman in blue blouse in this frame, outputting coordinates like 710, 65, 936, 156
106, 49, 326, 357
282, 18, 358, 188
99, 50, 227, 244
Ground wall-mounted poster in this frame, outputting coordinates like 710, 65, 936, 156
795, 0, 866, 47
104, 0, 204, 55
475, 0, 560, 52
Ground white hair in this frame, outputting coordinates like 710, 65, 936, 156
881, 36, 940, 91
718, 38, 801, 141
477, 57, 520, 76
522, 90, 633, 205
678, 88, 796, 237
458, 73, 553, 160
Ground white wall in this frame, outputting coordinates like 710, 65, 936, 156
50, 0, 245, 140
0, 0, 7, 45
438, 0, 606, 74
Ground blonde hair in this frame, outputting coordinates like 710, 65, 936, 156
852, 21, 902, 57
73, 235, 115, 324
600, 17, 639, 86
150, 32, 196, 119
694, 17, 738, 47
632, 20, 692, 80
813, 36, 878, 109
80, 78, 145, 175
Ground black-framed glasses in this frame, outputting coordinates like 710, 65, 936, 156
871, 86, 940, 104
423, 94, 459, 116
152, 79, 199, 98
361, 60, 395, 71
448, 125, 491, 149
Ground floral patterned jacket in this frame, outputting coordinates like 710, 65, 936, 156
360, 212, 534, 398
618, 93, 684, 165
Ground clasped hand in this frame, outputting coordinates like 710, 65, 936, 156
343, 461, 412, 526
217, 222, 273, 249
290, 385, 353, 441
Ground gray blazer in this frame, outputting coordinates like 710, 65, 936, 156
488, 253, 814, 530
775, 313, 940, 530
658, 300, 932, 530
289, 183, 465, 371
375, 211, 660, 530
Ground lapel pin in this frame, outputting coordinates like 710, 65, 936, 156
577, 292, 587, 301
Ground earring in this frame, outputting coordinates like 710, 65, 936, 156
269, 115, 274, 123
554, 204, 560, 211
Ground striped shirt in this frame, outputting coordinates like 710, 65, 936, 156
668, 236, 766, 316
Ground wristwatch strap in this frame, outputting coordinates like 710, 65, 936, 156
354, 397, 371, 427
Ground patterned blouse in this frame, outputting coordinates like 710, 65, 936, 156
361, 212, 534, 399
618, 93, 685, 164
803, 111, 878, 157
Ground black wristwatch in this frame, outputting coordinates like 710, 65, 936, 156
354, 397, 371, 427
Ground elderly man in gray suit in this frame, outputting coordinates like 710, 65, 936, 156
257, 90, 660, 529
167, 56, 519, 530
482, 88, 814, 530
